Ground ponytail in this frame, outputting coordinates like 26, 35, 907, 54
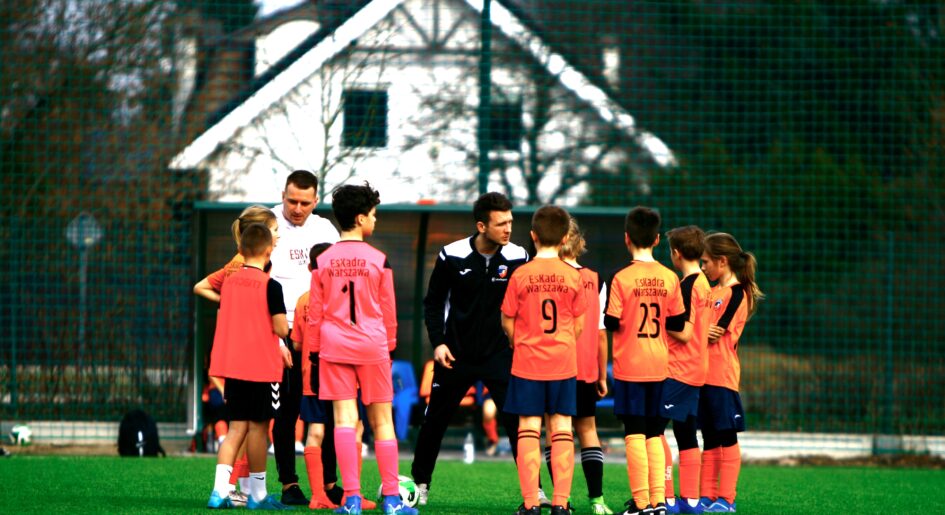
704, 232, 764, 318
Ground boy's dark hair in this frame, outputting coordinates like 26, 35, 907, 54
332, 182, 381, 231
309, 242, 332, 263
285, 169, 318, 192
238, 223, 273, 258
531, 205, 570, 247
666, 225, 705, 260
625, 206, 661, 248
473, 192, 513, 225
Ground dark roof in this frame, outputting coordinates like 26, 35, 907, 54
202, 0, 621, 131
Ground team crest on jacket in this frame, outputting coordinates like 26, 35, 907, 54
497, 264, 509, 278
714, 298, 724, 309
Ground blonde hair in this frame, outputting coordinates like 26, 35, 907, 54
704, 232, 764, 318
231, 205, 277, 247
559, 217, 586, 259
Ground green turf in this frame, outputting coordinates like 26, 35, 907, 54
2, 455, 943, 513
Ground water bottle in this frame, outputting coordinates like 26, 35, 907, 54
463, 432, 475, 464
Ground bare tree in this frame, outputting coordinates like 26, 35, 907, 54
403, 56, 649, 205
209, 14, 402, 197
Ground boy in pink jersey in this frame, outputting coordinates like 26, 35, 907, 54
206, 223, 290, 510
306, 183, 418, 515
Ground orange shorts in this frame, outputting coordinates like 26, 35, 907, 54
319, 360, 393, 405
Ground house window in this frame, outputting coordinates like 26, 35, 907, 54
489, 99, 523, 151
343, 89, 388, 148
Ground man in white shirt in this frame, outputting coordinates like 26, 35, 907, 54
269, 170, 339, 505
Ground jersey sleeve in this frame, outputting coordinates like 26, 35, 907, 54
306, 265, 325, 353
717, 287, 746, 330
267, 279, 287, 316
605, 274, 624, 319
380, 258, 398, 352
500, 272, 521, 318
666, 276, 685, 317
422, 251, 452, 347
291, 296, 307, 345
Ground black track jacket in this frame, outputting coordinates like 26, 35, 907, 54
423, 234, 529, 364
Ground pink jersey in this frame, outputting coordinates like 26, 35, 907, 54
307, 240, 396, 365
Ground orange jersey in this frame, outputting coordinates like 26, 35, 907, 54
667, 272, 712, 387
501, 257, 587, 380
575, 266, 603, 383
705, 283, 748, 391
209, 266, 284, 382
605, 260, 684, 382
207, 254, 245, 292
291, 291, 318, 397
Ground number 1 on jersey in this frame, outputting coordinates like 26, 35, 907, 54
342, 281, 356, 325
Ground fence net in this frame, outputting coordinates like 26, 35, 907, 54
2, 0, 943, 442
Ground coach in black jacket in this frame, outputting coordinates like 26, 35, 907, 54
410, 192, 529, 503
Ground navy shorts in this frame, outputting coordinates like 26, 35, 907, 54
300, 395, 331, 424
698, 385, 746, 432
660, 378, 700, 422
613, 379, 663, 417
504, 376, 577, 417
575, 380, 600, 418
224, 378, 277, 422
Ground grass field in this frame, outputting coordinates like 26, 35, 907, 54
3, 454, 944, 514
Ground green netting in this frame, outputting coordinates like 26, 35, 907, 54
2, 0, 943, 442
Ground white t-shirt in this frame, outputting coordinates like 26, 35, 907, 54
270, 205, 339, 328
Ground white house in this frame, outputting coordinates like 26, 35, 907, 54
170, 0, 676, 205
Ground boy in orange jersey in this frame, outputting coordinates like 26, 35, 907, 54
206, 223, 290, 510
659, 226, 712, 514
307, 183, 418, 515
602, 206, 686, 515
501, 206, 587, 515
697, 233, 763, 514
194, 205, 280, 505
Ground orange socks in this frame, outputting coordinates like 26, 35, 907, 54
483, 418, 499, 445
718, 444, 741, 504
550, 431, 574, 507
230, 455, 249, 486
517, 429, 542, 509
661, 435, 675, 500
677, 448, 701, 500
700, 447, 722, 501
625, 434, 649, 508
304, 446, 337, 509
646, 436, 666, 506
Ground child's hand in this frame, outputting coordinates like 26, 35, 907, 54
596, 378, 608, 399
280, 345, 293, 368
707, 324, 725, 343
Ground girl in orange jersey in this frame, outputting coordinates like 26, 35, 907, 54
697, 233, 764, 513
555, 217, 615, 515
194, 205, 278, 302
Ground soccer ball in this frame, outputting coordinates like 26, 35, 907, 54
376, 475, 419, 507
10, 424, 32, 446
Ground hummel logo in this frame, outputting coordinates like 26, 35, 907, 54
664, 404, 675, 410
459, 269, 472, 275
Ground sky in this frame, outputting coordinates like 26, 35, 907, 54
256, 0, 306, 18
